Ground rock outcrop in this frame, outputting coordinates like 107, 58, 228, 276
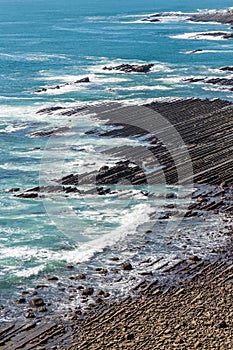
103, 63, 154, 73
34, 77, 90, 93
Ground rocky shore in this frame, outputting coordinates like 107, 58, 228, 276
143, 9, 233, 26
0, 244, 232, 349
1, 97, 232, 349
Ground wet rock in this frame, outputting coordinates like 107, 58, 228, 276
37, 306, 48, 312
158, 212, 170, 220
29, 297, 45, 308
74, 273, 86, 280
121, 262, 133, 271
96, 160, 147, 186
8, 187, 20, 192
36, 106, 64, 114
16, 192, 38, 199
35, 77, 90, 93
220, 66, 233, 72
77, 285, 84, 290
35, 284, 48, 289
22, 290, 30, 295
16, 297, 26, 304
82, 287, 94, 296
189, 255, 202, 262
189, 49, 203, 54
166, 193, 177, 199
74, 77, 90, 83
96, 289, 105, 296
66, 265, 75, 269
24, 310, 35, 318
142, 18, 160, 22
47, 276, 59, 281
103, 63, 154, 73
111, 257, 120, 261
95, 297, 104, 304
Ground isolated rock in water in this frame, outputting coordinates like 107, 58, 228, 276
184, 76, 233, 89
141, 18, 160, 22
220, 66, 233, 72
34, 77, 90, 93
103, 63, 154, 73
188, 49, 203, 54
74, 77, 90, 83
195, 32, 233, 39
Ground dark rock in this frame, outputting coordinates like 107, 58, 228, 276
38, 306, 48, 312
219, 320, 228, 328
35, 284, 48, 289
66, 265, 75, 269
96, 160, 147, 186
189, 255, 201, 262
188, 11, 233, 25
8, 187, 20, 192
16, 192, 38, 199
189, 49, 203, 54
126, 333, 135, 340
46, 276, 59, 281
166, 193, 177, 199
103, 63, 154, 73
35, 77, 90, 93
77, 285, 84, 290
220, 66, 233, 72
74, 273, 86, 280
111, 257, 120, 261
24, 310, 35, 318
16, 297, 26, 304
142, 18, 160, 22
95, 297, 104, 304
82, 287, 94, 296
158, 212, 170, 220
96, 289, 105, 296
121, 262, 133, 271
29, 297, 45, 308
36, 106, 64, 114
74, 77, 90, 83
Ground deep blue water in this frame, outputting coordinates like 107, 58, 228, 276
0, 0, 232, 320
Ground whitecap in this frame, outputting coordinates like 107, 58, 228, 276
171, 31, 232, 40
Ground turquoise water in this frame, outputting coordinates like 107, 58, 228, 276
0, 0, 233, 319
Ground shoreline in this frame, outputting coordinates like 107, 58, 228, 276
0, 96, 232, 348
1, 233, 232, 349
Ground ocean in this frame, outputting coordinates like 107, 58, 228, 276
0, 0, 233, 320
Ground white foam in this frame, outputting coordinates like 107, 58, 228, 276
62, 203, 154, 263
171, 32, 232, 41
106, 85, 173, 92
